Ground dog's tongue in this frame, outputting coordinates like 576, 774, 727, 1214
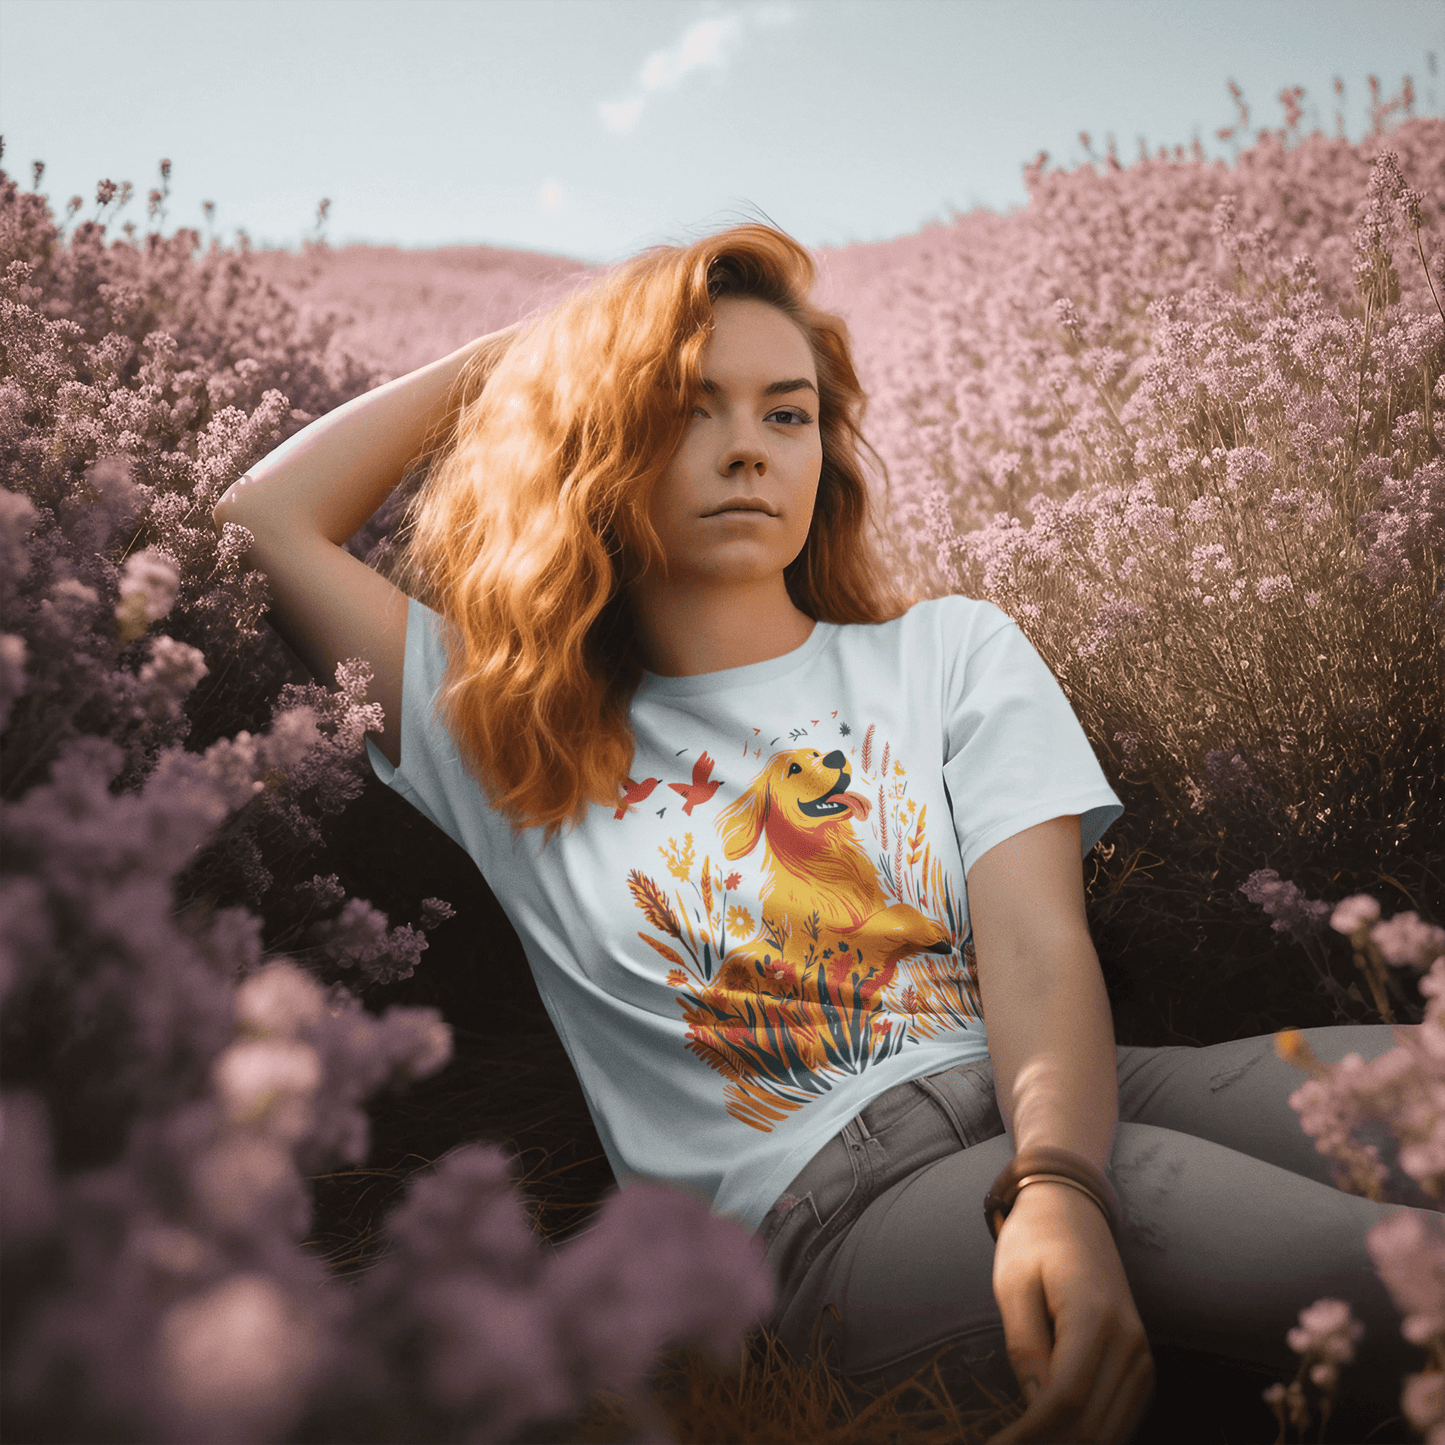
836, 791, 872, 821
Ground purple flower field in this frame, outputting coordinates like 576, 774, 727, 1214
2, 82, 1444, 1444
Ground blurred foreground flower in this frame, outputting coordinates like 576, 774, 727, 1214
1264, 1296, 1364, 1440
114, 545, 180, 643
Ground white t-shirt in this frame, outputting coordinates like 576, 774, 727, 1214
365, 593, 1122, 1234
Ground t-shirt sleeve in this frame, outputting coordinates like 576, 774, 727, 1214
364, 593, 475, 858
940, 599, 1123, 878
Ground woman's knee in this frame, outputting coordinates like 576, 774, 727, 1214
1297, 1022, 1403, 1067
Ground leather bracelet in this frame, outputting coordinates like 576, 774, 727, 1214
984, 1146, 1121, 1245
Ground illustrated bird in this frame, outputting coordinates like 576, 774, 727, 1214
615, 777, 661, 819
670, 751, 721, 815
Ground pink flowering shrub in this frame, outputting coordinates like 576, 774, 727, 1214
818, 116, 1443, 538
0, 148, 773, 1444
245, 241, 596, 387
1264, 1296, 1365, 1442
817, 120, 1445, 1047
1270, 894, 1445, 1443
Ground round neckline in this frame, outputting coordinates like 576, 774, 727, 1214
638, 619, 835, 698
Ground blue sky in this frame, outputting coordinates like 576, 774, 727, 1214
1, 0, 1439, 264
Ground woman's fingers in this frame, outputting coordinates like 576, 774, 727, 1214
995, 1266, 1055, 1411
1095, 1345, 1156, 1444
988, 1303, 1151, 1444
988, 1312, 1104, 1443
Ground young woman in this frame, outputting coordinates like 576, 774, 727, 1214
215, 224, 1428, 1445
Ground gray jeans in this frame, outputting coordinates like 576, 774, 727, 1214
750, 1025, 1435, 1416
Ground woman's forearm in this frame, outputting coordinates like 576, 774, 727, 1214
968, 817, 1120, 1175
213, 320, 522, 546
990, 933, 1119, 1175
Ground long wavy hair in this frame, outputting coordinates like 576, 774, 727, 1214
386, 222, 917, 847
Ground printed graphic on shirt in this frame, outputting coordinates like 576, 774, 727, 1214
619, 720, 983, 1132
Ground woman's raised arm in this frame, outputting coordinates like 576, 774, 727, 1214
214, 319, 522, 544
209, 322, 522, 769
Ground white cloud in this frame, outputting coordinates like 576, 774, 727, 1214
538, 181, 566, 214
638, 14, 743, 92
749, 2, 798, 27
599, 5, 797, 136
599, 96, 647, 135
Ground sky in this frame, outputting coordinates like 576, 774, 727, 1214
1, 0, 1440, 266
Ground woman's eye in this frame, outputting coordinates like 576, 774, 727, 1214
689, 406, 813, 425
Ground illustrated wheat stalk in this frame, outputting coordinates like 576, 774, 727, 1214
908, 804, 928, 866
638, 932, 686, 967
628, 869, 681, 937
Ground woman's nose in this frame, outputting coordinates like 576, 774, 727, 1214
720, 430, 767, 473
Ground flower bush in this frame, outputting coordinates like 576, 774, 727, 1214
818, 94, 1444, 1445
3, 78, 1443, 1443
1271, 891, 1445, 1443
834, 125, 1445, 1059
0, 146, 773, 1444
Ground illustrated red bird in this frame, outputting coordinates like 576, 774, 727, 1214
615, 777, 661, 819
669, 752, 721, 815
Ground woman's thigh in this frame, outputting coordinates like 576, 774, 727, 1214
784, 1120, 1426, 1404
1116, 1024, 1421, 1199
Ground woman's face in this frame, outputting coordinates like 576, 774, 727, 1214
636, 295, 823, 590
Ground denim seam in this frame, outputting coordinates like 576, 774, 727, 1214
793, 1122, 875, 1282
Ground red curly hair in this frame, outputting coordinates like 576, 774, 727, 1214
387, 223, 916, 846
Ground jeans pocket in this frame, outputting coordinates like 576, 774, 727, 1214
914, 1058, 1005, 1150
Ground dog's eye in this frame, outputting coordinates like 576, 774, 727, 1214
788, 763, 801, 776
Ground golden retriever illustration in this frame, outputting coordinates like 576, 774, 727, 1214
711, 747, 953, 1010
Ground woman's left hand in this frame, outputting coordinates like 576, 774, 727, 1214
984, 1180, 1154, 1445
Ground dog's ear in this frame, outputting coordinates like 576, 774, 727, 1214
718, 767, 772, 860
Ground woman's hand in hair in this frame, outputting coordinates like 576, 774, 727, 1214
985, 1179, 1154, 1445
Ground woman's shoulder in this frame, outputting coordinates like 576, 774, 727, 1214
858, 593, 1016, 653
903, 592, 1009, 624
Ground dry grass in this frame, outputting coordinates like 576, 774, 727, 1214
512, 1325, 1022, 1445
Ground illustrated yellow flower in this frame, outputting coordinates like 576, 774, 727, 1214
661, 832, 695, 881
727, 904, 754, 936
